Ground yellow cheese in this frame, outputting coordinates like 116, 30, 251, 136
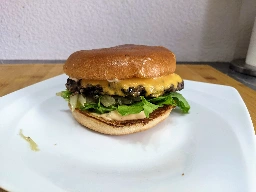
93, 110, 146, 121
80, 73, 182, 97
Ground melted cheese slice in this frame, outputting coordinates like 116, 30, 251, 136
81, 73, 182, 97
93, 110, 146, 121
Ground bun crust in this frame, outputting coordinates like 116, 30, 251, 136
63, 44, 176, 80
71, 105, 174, 135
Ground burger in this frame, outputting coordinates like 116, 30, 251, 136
57, 44, 190, 135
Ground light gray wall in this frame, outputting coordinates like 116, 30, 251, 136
1, 0, 256, 62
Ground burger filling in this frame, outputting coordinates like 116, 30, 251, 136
57, 73, 190, 118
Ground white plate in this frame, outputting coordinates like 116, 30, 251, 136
0, 75, 255, 192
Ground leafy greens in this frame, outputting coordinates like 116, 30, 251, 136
57, 90, 190, 117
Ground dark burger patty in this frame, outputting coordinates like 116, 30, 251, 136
65, 78, 184, 97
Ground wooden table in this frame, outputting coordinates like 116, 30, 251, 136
0, 64, 255, 192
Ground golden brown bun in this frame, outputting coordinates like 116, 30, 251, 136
63, 44, 176, 80
71, 105, 174, 135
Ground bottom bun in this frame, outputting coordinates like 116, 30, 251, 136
71, 105, 174, 135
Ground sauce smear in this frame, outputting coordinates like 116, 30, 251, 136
19, 129, 39, 152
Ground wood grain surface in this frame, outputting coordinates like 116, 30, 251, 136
0, 64, 255, 192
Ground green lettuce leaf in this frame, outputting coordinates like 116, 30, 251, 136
141, 97, 158, 117
56, 90, 72, 101
149, 95, 176, 106
148, 92, 190, 113
80, 98, 117, 114
117, 97, 158, 118
167, 92, 190, 113
117, 104, 144, 116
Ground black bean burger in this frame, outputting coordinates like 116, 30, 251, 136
57, 44, 190, 135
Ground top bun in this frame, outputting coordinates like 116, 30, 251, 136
63, 44, 176, 80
